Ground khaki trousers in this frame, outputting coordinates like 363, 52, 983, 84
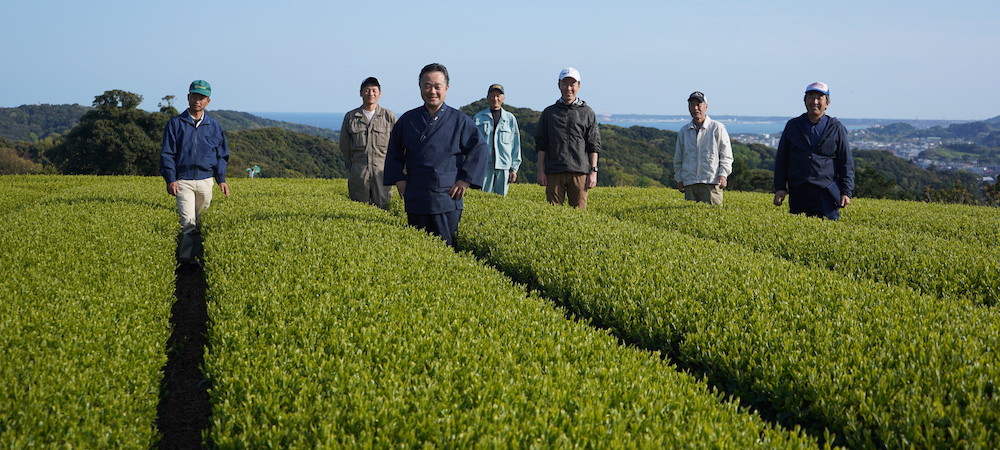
683, 183, 724, 205
546, 172, 588, 209
176, 178, 215, 234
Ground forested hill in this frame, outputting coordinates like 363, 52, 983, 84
0, 104, 336, 142
0, 104, 92, 141
210, 110, 337, 140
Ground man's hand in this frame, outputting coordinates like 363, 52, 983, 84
166, 181, 179, 196
219, 182, 231, 198
449, 180, 471, 199
718, 176, 728, 189
773, 189, 787, 206
676, 181, 685, 192
537, 172, 547, 187
508, 170, 517, 183
586, 171, 597, 189
396, 180, 407, 198
840, 195, 851, 208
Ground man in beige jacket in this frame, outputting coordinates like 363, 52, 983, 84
340, 77, 397, 209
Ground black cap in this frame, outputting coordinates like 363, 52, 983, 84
361, 77, 381, 90
488, 84, 504, 95
687, 91, 706, 103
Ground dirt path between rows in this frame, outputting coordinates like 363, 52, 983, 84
156, 262, 212, 449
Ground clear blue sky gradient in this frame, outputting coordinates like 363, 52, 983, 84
3, 0, 997, 120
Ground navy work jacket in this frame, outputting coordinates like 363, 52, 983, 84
384, 103, 488, 214
774, 113, 855, 199
160, 110, 230, 184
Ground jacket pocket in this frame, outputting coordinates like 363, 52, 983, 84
371, 122, 391, 148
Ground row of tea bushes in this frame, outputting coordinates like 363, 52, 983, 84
0, 176, 177, 448
577, 187, 1000, 306
458, 190, 1000, 449
200, 179, 819, 449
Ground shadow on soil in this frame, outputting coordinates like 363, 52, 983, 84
156, 252, 213, 449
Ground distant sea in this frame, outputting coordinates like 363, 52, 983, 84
252, 112, 955, 136
252, 112, 345, 131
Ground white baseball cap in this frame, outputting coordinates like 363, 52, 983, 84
558, 67, 581, 82
805, 81, 830, 96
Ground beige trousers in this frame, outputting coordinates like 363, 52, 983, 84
176, 178, 215, 234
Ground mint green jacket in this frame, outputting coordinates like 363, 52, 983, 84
473, 108, 522, 173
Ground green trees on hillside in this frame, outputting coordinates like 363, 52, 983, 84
226, 127, 347, 179
46, 90, 171, 176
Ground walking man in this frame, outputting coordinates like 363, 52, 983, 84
160, 80, 231, 262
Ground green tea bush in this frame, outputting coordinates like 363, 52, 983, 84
0, 175, 176, 448
581, 187, 1000, 306
201, 179, 817, 449
461, 187, 1000, 449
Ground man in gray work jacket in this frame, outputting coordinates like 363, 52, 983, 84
340, 77, 397, 209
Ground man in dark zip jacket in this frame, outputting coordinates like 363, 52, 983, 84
535, 67, 601, 209
773, 81, 854, 220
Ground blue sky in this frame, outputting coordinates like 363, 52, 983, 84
2, 0, 998, 120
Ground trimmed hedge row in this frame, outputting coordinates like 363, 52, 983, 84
0, 175, 177, 449
578, 187, 1000, 306
200, 179, 818, 449
459, 188, 1000, 449
841, 194, 1000, 243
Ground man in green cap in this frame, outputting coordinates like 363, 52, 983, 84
160, 79, 231, 263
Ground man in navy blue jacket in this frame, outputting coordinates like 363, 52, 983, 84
160, 80, 231, 261
773, 82, 854, 220
384, 63, 488, 247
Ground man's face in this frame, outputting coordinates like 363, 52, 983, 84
804, 91, 829, 119
188, 93, 210, 114
559, 77, 580, 104
420, 71, 449, 110
488, 90, 504, 110
688, 100, 707, 124
361, 85, 381, 108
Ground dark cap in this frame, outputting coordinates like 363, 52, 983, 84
360, 77, 381, 90
488, 84, 504, 95
687, 91, 706, 103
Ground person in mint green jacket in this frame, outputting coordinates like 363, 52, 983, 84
473, 84, 521, 196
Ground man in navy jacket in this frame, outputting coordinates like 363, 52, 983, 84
160, 80, 231, 262
384, 63, 488, 247
773, 82, 854, 220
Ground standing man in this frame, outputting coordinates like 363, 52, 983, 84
773, 82, 855, 220
160, 80, 231, 262
384, 63, 488, 247
473, 84, 521, 196
340, 77, 397, 209
535, 67, 601, 209
674, 91, 733, 205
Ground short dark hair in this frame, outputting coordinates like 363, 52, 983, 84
419, 63, 449, 85
360, 77, 380, 92
803, 92, 831, 104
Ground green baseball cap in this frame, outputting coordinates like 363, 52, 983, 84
189, 80, 212, 97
